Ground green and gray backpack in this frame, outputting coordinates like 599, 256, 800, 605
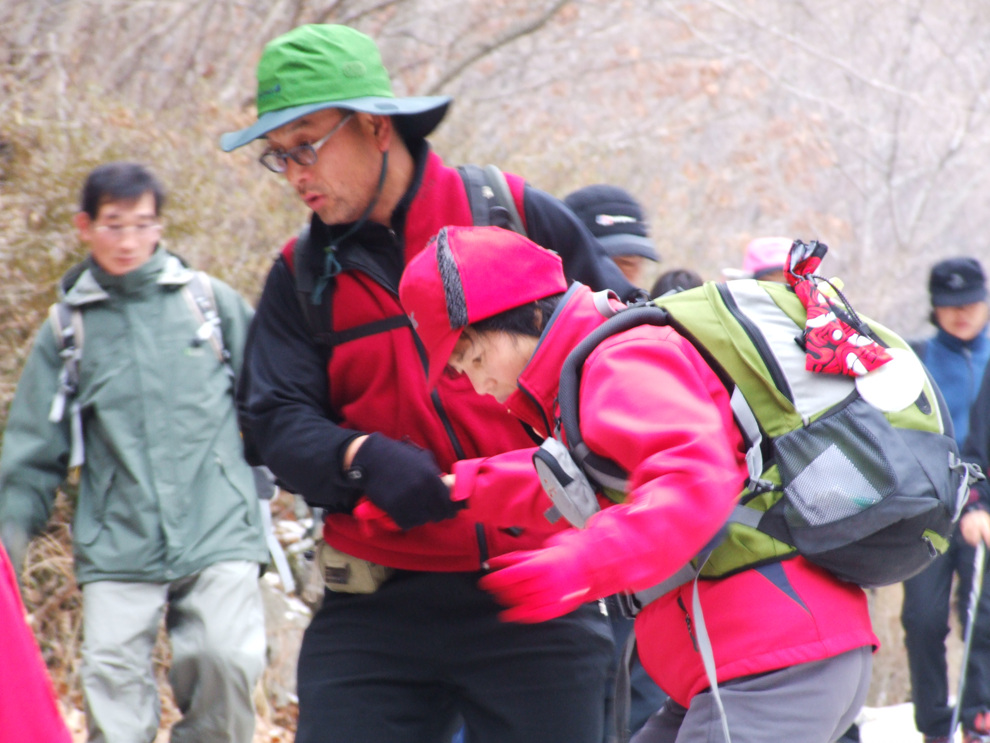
536, 268, 981, 606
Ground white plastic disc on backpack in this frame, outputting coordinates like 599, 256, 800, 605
855, 347, 926, 412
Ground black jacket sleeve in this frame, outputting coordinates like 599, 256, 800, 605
962, 364, 990, 510
520, 186, 641, 302
236, 255, 363, 510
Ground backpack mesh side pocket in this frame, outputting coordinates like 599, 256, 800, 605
769, 394, 958, 586
776, 396, 896, 528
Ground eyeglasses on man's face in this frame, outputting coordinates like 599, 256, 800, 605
93, 222, 162, 238
259, 112, 355, 174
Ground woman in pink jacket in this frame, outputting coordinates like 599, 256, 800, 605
0, 540, 72, 742
398, 225, 878, 743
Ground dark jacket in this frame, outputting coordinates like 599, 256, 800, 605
916, 327, 990, 448
960, 330, 990, 510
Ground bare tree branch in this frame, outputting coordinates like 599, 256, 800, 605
423, 0, 572, 95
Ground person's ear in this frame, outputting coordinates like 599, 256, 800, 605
73, 212, 93, 244
367, 114, 393, 152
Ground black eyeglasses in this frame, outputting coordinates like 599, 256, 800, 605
259, 113, 355, 173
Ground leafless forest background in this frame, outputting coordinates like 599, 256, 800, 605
1, 0, 986, 737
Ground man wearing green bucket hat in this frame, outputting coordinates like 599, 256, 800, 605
221, 23, 634, 743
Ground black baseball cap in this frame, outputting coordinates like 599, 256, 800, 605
564, 185, 659, 262
929, 257, 988, 307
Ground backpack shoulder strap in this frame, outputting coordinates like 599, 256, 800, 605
290, 224, 411, 358
457, 164, 527, 236
458, 164, 492, 227
558, 304, 673, 491
47, 300, 86, 468
909, 338, 929, 360
181, 270, 232, 376
483, 164, 526, 236
290, 224, 333, 351
48, 301, 83, 415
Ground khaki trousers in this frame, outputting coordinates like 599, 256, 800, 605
80, 560, 266, 743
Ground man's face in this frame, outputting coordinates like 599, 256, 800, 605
74, 192, 160, 276
263, 108, 386, 226
612, 254, 650, 287
934, 301, 990, 342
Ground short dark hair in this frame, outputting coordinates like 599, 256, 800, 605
650, 268, 703, 299
79, 162, 166, 219
470, 295, 564, 338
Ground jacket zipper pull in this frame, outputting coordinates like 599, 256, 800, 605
677, 595, 699, 652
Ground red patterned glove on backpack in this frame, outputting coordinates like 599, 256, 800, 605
785, 240, 892, 377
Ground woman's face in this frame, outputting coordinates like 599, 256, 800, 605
449, 330, 538, 403
933, 301, 990, 342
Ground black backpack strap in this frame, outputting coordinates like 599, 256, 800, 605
293, 164, 525, 356
293, 224, 337, 354
458, 164, 493, 227
292, 224, 412, 358
558, 304, 673, 491
483, 164, 526, 235
457, 164, 527, 236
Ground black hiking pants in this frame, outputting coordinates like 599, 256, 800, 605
902, 528, 990, 736
295, 568, 614, 743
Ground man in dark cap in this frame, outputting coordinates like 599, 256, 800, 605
564, 184, 660, 290
220, 23, 631, 743
905, 257, 990, 743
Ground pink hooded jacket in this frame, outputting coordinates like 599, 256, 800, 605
459, 284, 878, 706
397, 226, 877, 706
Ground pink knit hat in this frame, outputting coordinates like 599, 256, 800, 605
399, 225, 568, 389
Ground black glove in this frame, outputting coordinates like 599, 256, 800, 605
348, 433, 461, 530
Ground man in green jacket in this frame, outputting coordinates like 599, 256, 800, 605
0, 162, 268, 743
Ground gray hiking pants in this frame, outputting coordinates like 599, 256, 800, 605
631, 645, 872, 743
80, 560, 266, 743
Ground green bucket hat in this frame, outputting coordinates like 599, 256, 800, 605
220, 24, 451, 152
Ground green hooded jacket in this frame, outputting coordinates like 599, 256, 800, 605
0, 248, 267, 584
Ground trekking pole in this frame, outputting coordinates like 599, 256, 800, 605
950, 540, 987, 740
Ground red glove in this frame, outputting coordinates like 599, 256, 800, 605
479, 546, 593, 623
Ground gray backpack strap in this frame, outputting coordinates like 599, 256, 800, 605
457, 164, 527, 236
482, 164, 526, 235
690, 575, 733, 742
47, 301, 86, 468
610, 630, 637, 743
181, 272, 233, 378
